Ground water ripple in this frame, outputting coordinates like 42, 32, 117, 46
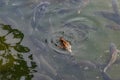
31, 1, 50, 29
47, 15, 98, 55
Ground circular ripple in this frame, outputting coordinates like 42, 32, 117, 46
47, 16, 98, 55
65, 17, 97, 31
48, 26, 88, 55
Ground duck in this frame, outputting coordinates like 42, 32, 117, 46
58, 37, 72, 52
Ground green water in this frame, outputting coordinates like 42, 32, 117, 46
0, 0, 120, 80
48, 0, 120, 79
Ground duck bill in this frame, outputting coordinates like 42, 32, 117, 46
68, 49, 72, 53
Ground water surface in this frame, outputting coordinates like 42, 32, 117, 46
0, 0, 120, 80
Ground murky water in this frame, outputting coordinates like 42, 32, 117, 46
0, 0, 120, 80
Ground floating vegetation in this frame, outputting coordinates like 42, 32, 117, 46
0, 24, 36, 80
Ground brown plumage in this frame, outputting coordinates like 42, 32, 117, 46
58, 37, 72, 52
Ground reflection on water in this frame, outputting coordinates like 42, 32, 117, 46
0, 0, 120, 80
0, 24, 36, 80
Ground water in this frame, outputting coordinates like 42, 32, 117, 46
0, 0, 120, 80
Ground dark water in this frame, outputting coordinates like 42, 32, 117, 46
0, 0, 120, 80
